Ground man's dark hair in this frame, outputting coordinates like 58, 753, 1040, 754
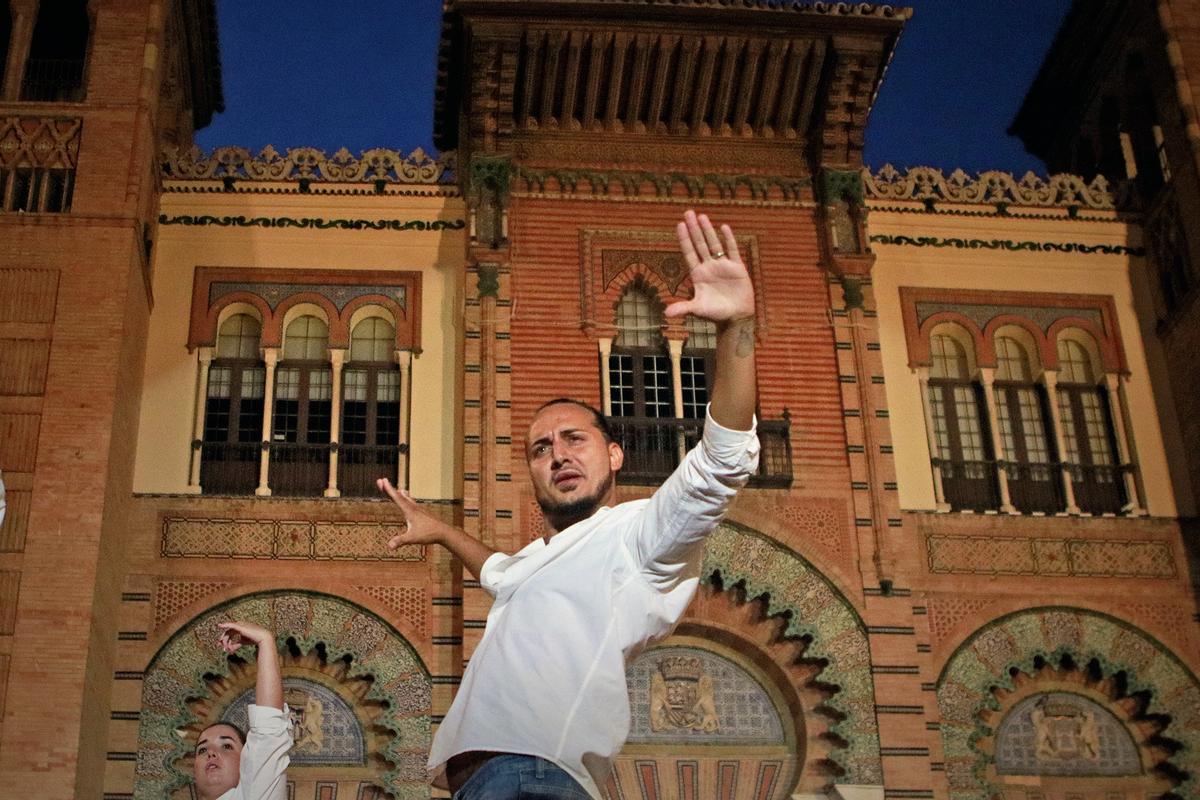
534, 398, 615, 443
197, 720, 248, 748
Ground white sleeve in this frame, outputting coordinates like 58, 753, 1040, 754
622, 406, 759, 591
237, 704, 293, 800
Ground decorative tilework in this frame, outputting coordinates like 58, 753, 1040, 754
937, 607, 1200, 800
926, 534, 1175, 578
210, 281, 406, 312
133, 592, 430, 800
914, 301, 1103, 333
161, 517, 424, 562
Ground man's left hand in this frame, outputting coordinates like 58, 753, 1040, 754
667, 210, 754, 324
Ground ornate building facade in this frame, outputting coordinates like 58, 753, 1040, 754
0, 1, 1196, 800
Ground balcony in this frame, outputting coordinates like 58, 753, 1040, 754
936, 458, 1129, 515
199, 441, 405, 497
606, 415, 793, 488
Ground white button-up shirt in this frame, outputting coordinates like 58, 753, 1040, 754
217, 704, 293, 800
429, 410, 759, 799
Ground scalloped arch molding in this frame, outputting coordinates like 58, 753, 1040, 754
936, 606, 1200, 800
701, 522, 881, 785
133, 591, 432, 800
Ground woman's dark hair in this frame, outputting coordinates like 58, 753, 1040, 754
197, 720, 248, 748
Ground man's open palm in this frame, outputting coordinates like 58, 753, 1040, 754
667, 210, 755, 323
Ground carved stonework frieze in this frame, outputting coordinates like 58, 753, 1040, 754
161, 517, 425, 562
582, 229, 766, 336
926, 534, 1175, 579
0, 117, 82, 169
602, 249, 688, 295
161, 145, 455, 185
863, 164, 1115, 210
515, 165, 810, 203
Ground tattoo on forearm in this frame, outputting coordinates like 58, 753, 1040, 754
734, 318, 755, 358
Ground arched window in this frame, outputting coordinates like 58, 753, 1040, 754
681, 315, 716, 420
340, 317, 400, 496
21, 0, 89, 102
993, 334, 1061, 512
927, 331, 998, 511
201, 314, 264, 494
272, 315, 332, 495
609, 284, 671, 419
607, 283, 673, 480
1056, 336, 1124, 513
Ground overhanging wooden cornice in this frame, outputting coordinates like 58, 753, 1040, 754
435, 0, 910, 173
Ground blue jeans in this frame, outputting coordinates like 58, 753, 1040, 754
452, 754, 591, 800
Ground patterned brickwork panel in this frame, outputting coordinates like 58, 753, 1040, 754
353, 586, 426, 637
0, 117, 82, 168
927, 596, 994, 648
937, 607, 1200, 800
0, 268, 58, 323
0, 414, 40, 472
0, 490, 31, 552
995, 693, 1140, 777
0, 340, 50, 395
627, 646, 785, 744
133, 592, 430, 800
153, 581, 234, 631
768, 497, 848, 561
927, 534, 1175, 578
224, 678, 365, 765
161, 517, 424, 561
0, 571, 18, 634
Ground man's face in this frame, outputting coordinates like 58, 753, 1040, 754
193, 723, 243, 799
526, 403, 623, 533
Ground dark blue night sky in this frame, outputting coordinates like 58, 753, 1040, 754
196, 0, 1074, 175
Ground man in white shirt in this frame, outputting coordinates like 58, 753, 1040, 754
377, 209, 759, 799
193, 621, 293, 800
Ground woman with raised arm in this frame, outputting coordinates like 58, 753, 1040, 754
192, 621, 293, 800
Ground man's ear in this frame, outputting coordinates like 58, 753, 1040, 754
608, 440, 624, 472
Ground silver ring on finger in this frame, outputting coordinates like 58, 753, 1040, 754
712, 250, 726, 259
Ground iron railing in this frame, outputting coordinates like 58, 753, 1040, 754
1003, 461, 1063, 514
267, 442, 330, 497
935, 458, 1130, 515
338, 444, 404, 497
199, 441, 260, 495
1068, 463, 1128, 515
606, 415, 792, 487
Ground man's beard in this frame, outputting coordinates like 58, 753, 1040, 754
537, 470, 614, 533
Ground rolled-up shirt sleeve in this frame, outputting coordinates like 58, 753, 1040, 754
237, 704, 293, 800
624, 406, 759, 590
479, 551, 517, 597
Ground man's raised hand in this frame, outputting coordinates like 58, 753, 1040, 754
377, 478, 445, 550
667, 210, 755, 324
